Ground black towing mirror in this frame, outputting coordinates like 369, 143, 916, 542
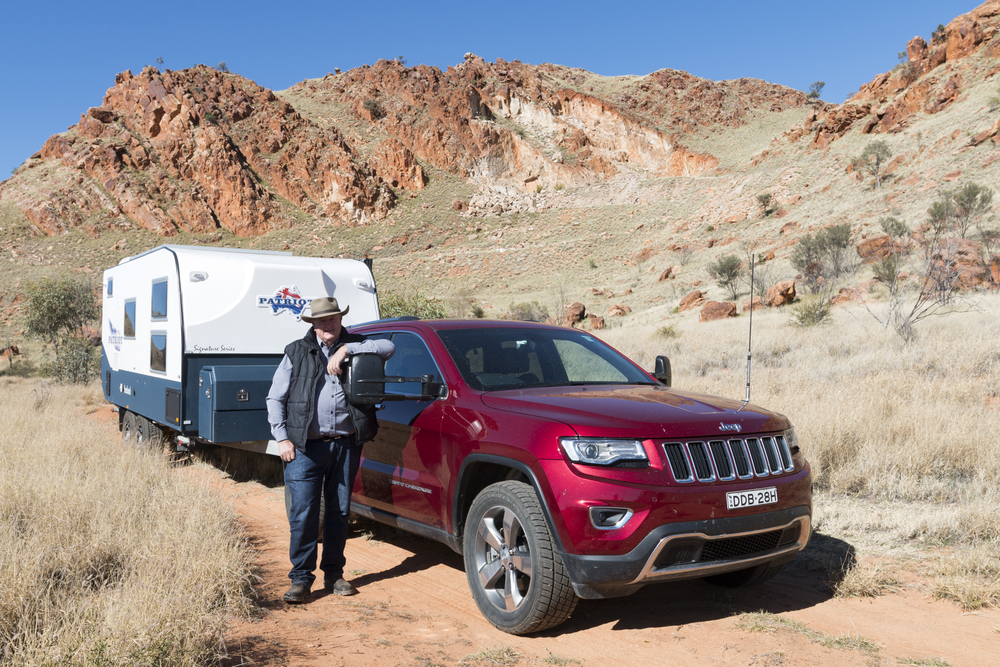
343, 353, 445, 405
653, 355, 672, 387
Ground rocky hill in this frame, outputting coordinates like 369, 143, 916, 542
2, 1, 999, 332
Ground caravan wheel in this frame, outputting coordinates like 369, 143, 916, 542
142, 417, 166, 452
122, 411, 138, 446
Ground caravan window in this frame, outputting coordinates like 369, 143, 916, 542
123, 300, 136, 338
151, 280, 168, 319
150, 333, 167, 373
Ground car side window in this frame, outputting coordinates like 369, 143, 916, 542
385, 332, 441, 396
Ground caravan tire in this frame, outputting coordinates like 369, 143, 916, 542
284, 484, 325, 544
122, 411, 138, 446
143, 418, 166, 452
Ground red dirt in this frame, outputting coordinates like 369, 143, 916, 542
211, 471, 998, 667
83, 404, 996, 666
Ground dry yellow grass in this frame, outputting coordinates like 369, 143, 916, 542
601, 294, 1000, 607
0, 378, 257, 665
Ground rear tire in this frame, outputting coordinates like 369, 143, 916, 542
704, 563, 784, 588
463, 481, 577, 635
143, 418, 166, 451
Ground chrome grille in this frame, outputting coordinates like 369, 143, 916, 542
663, 435, 794, 483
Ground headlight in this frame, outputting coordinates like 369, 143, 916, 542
560, 438, 648, 467
783, 427, 800, 455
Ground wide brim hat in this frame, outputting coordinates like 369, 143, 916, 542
301, 296, 349, 322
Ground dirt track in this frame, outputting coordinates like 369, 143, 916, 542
211, 472, 997, 667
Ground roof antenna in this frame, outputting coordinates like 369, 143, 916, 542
737, 254, 755, 412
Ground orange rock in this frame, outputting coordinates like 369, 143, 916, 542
607, 304, 631, 317
742, 296, 763, 312
700, 301, 737, 321
678, 290, 706, 312
764, 281, 796, 307
856, 235, 904, 263
829, 287, 861, 305
563, 302, 586, 326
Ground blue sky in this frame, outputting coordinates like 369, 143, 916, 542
0, 1, 978, 178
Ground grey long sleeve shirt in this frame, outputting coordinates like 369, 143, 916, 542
266, 334, 395, 442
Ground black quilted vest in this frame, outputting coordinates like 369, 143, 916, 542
283, 328, 379, 451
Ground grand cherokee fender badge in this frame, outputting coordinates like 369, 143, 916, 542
719, 422, 742, 432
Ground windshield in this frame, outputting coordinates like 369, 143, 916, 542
437, 327, 654, 391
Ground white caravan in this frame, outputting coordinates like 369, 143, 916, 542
100, 245, 380, 454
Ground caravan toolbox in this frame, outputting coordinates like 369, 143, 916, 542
198, 365, 277, 444
101, 244, 381, 449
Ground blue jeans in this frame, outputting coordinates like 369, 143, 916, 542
284, 435, 361, 586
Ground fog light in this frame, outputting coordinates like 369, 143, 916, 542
589, 506, 634, 530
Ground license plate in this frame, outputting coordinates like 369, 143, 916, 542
726, 487, 778, 510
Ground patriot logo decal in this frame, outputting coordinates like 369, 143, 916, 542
258, 286, 309, 320
107, 319, 123, 352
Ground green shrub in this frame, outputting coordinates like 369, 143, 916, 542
471, 304, 486, 319
379, 289, 447, 319
873, 255, 904, 285
851, 141, 892, 190
363, 98, 384, 119
879, 216, 909, 239
46, 336, 100, 384
706, 254, 744, 300
757, 193, 776, 217
790, 296, 832, 327
23, 277, 99, 384
656, 323, 679, 339
508, 301, 549, 322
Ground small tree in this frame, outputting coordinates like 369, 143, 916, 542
216, 61, 229, 73
806, 81, 825, 101
851, 141, 892, 190
756, 193, 776, 217
706, 254, 744, 301
790, 233, 825, 293
931, 23, 946, 45
813, 223, 854, 281
951, 182, 994, 239
23, 277, 100, 383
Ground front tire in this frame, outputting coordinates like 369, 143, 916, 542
463, 481, 577, 635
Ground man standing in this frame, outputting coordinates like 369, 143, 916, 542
266, 296, 394, 603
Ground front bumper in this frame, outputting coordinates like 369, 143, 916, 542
560, 505, 811, 599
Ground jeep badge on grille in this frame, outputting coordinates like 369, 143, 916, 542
720, 422, 742, 432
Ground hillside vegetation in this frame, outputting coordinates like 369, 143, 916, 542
1, 4, 1000, 337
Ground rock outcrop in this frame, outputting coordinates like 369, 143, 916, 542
2, 66, 396, 237
764, 281, 796, 307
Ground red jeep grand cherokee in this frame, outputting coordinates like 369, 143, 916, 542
347, 319, 811, 634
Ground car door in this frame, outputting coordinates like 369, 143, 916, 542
354, 330, 448, 528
